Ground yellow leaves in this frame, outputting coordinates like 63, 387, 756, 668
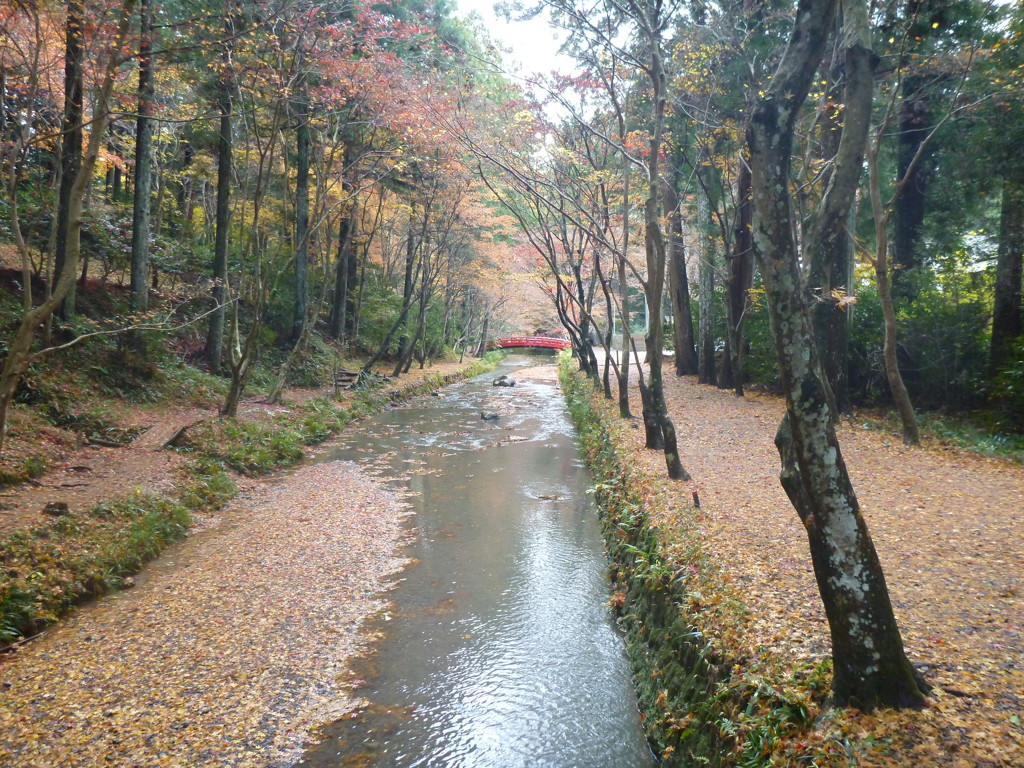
831, 288, 858, 311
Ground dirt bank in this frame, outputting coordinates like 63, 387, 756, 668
0, 362, 476, 537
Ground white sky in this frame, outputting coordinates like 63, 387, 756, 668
453, 0, 578, 82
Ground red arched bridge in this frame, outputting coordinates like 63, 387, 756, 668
492, 336, 572, 351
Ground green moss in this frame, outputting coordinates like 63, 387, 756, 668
177, 418, 307, 476
562, 359, 733, 764
179, 458, 237, 510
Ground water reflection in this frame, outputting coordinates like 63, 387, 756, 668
300, 358, 654, 768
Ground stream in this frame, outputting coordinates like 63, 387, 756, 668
298, 356, 655, 767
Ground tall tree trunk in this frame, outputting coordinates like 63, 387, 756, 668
991, 170, 1024, 373
867, 146, 920, 446
349, 192, 382, 345
617, 252, 632, 418
637, 4, 687, 480
805, 15, 874, 414
152, 162, 167, 247
391, 204, 429, 371
205, 33, 232, 374
403, 206, 423, 305
827, 211, 854, 414
394, 245, 431, 377
330, 158, 357, 341
617, 121, 632, 419
352, 247, 368, 341
130, 0, 154, 315
54, 0, 84, 319
594, 250, 618, 400
571, 261, 599, 381
363, 217, 421, 373
102, 163, 113, 200
892, 76, 930, 303
664, 158, 698, 376
475, 301, 490, 357
723, 162, 753, 396
457, 290, 474, 363
330, 211, 353, 340
292, 96, 310, 343
0, 70, 6, 138
697, 190, 716, 385
175, 138, 195, 241
747, 0, 926, 709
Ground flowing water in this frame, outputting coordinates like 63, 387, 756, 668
299, 357, 655, 768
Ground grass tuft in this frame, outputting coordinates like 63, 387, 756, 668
0, 493, 191, 646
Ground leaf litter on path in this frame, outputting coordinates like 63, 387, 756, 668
0, 460, 410, 768
626, 373, 1023, 765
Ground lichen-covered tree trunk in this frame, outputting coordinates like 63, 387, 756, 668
746, 0, 926, 709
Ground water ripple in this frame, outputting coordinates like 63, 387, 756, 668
301, 358, 654, 768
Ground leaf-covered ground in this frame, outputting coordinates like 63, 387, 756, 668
0, 361, 479, 766
623, 372, 1023, 766
0, 362, 471, 537
1, 360, 1019, 766
0, 459, 410, 767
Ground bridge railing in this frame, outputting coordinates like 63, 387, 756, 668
494, 336, 572, 350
